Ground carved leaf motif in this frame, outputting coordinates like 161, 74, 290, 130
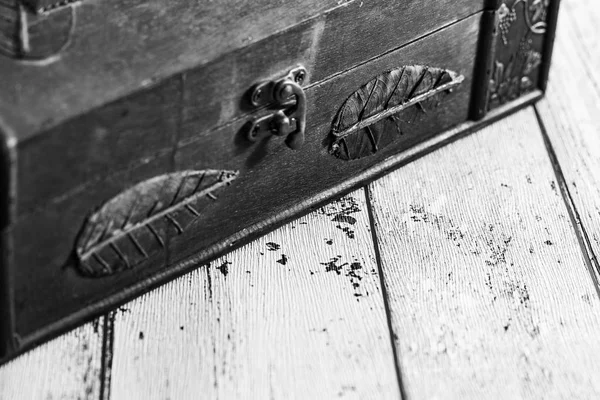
0, 0, 73, 60
330, 65, 464, 161
75, 170, 239, 277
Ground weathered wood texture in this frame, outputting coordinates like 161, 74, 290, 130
369, 108, 600, 399
0, 320, 103, 399
107, 191, 401, 399
1, 0, 597, 395
11, 2, 482, 216
9, 15, 482, 345
2, 0, 483, 242
1, 0, 344, 135
0, 0, 481, 140
535, 0, 600, 276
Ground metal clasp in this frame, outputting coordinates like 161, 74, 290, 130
246, 66, 307, 150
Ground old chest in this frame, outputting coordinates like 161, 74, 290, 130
0, 0, 560, 362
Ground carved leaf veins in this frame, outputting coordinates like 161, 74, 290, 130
329, 65, 464, 161
75, 170, 238, 277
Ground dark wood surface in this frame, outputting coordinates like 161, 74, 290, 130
8, 14, 482, 346
0, 0, 559, 364
1, 0, 346, 136
1, 0, 482, 140
10, 0, 483, 216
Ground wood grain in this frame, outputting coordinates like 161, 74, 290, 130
0, 0, 482, 142
8, 14, 482, 344
535, 0, 600, 275
368, 108, 600, 399
107, 191, 401, 399
0, 320, 103, 399
11, 1, 482, 217
1, 0, 344, 137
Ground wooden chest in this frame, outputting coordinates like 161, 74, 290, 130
0, 0, 560, 362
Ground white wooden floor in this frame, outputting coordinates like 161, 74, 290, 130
2, 0, 600, 398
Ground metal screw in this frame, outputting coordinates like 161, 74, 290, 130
295, 70, 306, 84
250, 123, 260, 139
251, 87, 263, 106
277, 83, 293, 102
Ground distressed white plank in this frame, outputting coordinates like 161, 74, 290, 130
0, 321, 104, 400
108, 190, 400, 400
369, 108, 600, 399
535, 0, 600, 269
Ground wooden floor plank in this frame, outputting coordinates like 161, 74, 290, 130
0, 320, 104, 400
368, 108, 600, 399
108, 190, 401, 400
535, 0, 600, 273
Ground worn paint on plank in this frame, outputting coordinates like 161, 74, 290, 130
369, 108, 600, 399
107, 190, 401, 399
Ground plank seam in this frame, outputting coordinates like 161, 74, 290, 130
98, 311, 115, 400
176, 8, 486, 152
305, 8, 485, 93
364, 185, 407, 400
534, 106, 600, 298
5, 92, 542, 364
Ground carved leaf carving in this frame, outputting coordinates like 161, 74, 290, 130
75, 170, 238, 277
0, 0, 74, 60
330, 65, 464, 161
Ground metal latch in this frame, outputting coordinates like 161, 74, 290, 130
246, 66, 307, 150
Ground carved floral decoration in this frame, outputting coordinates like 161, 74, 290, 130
489, 0, 549, 109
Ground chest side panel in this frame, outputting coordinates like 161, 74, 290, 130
11, 13, 484, 341
11, 0, 483, 216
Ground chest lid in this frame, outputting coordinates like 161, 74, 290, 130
0, 0, 486, 142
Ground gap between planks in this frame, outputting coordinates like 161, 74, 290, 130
105, 190, 401, 399
368, 106, 600, 399
365, 185, 408, 400
534, 108, 600, 297
0, 318, 105, 400
534, 0, 600, 290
